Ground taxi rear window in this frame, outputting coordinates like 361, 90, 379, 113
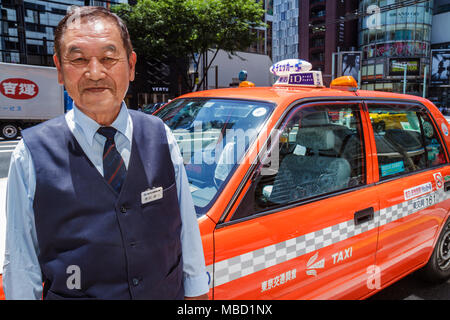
155, 98, 274, 216
368, 103, 447, 179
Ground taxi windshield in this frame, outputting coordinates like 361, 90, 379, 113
155, 98, 274, 217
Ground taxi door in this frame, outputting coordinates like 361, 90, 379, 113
365, 101, 450, 287
211, 101, 380, 299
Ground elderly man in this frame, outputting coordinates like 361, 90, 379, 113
3, 6, 209, 300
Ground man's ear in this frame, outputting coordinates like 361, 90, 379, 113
53, 54, 64, 85
128, 51, 137, 82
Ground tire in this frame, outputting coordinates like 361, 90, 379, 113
0, 123, 20, 140
421, 217, 450, 283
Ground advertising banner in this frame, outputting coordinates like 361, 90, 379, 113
364, 42, 429, 58
431, 49, 450, 85
338, 52, 362, 81
0, 63, 64, 120
389, 58, 420, 76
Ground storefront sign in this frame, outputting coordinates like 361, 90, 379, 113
152, 87, 169, 92
364, 42, 428, 58
389, 58, 420, 76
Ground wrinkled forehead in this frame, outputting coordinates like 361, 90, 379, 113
65, 15, 112, 31
61, 17, 125, 54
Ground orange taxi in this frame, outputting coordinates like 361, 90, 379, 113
154, 59, 450, 299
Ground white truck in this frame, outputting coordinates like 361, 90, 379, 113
0, 62, 65, 140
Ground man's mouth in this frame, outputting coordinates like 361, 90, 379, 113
84, 87, 110, 93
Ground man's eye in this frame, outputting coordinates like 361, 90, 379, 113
102, 57, 117, 65
71, 58, 87, 64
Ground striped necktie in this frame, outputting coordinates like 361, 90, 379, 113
97, 126, 127, 194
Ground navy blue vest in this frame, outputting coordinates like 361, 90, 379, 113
22, 110, 184, 299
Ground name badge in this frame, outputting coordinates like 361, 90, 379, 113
141, 186, 163, 205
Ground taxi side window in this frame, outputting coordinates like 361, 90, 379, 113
368, 104, 447, 180
231, 103, 366, 221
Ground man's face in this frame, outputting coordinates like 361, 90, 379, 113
54, 17, 136, 120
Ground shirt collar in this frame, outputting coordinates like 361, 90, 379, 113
72, 101, 132, 146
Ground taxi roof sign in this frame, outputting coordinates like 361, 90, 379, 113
270, 59, 312, 76
271, 59, 324, 88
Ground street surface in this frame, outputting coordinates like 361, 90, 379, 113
369, 271, 450, 300
0, 137, 449, 299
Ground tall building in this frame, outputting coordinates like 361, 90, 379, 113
0, 0, 124, 66
300, 0, 359, 85
248, 0, 273, 57
272, 0, 299, 63
429, 0, 450, 109
272, 0, 359, 86
358, 0, 433, 95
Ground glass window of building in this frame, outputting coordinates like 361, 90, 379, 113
359, 0, 432, 95
0, 0, 123, 66
272, 0, 299, 62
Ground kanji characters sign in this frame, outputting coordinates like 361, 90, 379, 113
0, 78, 39, 100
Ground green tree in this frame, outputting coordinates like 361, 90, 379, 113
112, 0, 266, 92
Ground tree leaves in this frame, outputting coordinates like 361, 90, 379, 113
112, 0, 266, 91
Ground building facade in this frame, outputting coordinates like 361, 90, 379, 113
429, 0, 450, 109
249, 0, 273, 58
272, 0, 299, 63
300, 0, 359, 86
358, 0, 433, 95
272, 0, 359, 86
0, 0, 124, 66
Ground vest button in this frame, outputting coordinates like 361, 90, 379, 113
120, 206, 127, 213
132, 278, 140, 286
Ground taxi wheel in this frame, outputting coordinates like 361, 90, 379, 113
421, 218, 450, 283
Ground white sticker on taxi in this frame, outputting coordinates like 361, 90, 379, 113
404, 182, 433, 201
412, 193, 436, 211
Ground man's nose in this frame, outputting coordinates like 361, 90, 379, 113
85, 57, 106, 81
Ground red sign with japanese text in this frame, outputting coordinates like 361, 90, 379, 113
0, 78, 39, 100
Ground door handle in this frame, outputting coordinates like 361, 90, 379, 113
445, 181, 450, 192
354, 207, 374, 225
